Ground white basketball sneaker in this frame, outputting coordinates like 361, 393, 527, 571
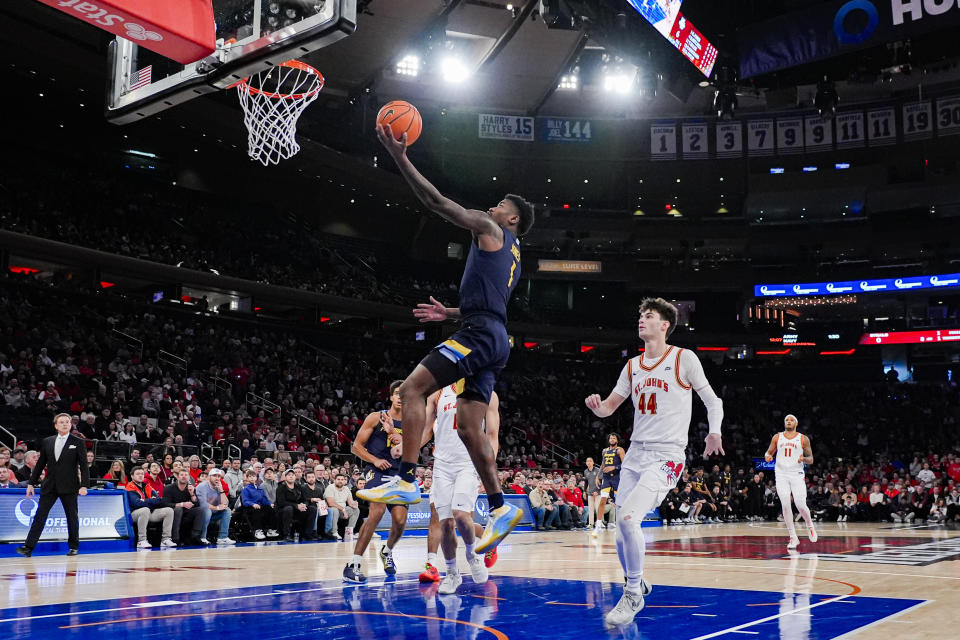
807, 525, 818, 542
469, 554, 489, 584
787, 535, 800, 549
604, 588, 645, 627
439, 569, 463, 595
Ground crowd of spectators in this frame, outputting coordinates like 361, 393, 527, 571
0, 161, 467, 309
1, 276, 958, 539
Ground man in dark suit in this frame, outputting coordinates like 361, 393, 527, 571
17, 413, 90, 557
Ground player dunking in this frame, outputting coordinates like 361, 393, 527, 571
343, 381, 408, 583
417, 384, 500, 593
592, 433, 625, 537
764, 414, 817, 549
358, 123, 535, 554
585, 298, 724, 627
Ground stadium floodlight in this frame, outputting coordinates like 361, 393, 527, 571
602, 68, 635, 94
441, 56, 470, 84
396, 54, 420, 77
558, 74, 578, 90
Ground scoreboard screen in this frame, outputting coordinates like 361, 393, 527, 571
860, 329, 960, 346
627, 0, 718, 77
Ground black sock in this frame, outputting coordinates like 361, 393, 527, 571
488, 492, 504, 510
399, 461, 416, 483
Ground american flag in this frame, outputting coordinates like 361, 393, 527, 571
129, 65, 152, 91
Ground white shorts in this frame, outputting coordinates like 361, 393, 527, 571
616, 447, 686, 519
431, 461, 479, 521
775, 473, 807, 502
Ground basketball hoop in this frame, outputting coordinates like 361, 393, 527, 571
236, 60, 324, 166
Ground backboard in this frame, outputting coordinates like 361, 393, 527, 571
106, 0, 356, 124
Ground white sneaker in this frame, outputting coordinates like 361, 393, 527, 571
807, 525, 818, 542
604, 589, 645, 627
137, 540, 152, 549
607, 522, 617, 530
267, 529, 279, 537
335, 532, 343, 541
787, 535, 800, 549
199, 537, 210, 545
216, 537, 236, 545
254, 530, 266, 540
469, 554, 489, 584
439, 569, 462, 595
591, 522, 601, 538
161, 538, 177, 547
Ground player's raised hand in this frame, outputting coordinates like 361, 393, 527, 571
585, 394, 603, 415
376, 123, 407, 159
703, 433, 724, 457
413, 296, 447, 323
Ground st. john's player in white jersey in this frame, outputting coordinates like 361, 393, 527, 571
764, 414, 817, 549
419, 381, 499, 595
585, 297, 724, 628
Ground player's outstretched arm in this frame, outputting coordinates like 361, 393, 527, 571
377, 124, 501, 238
420, 391, 440, 448
584, 392, 628, 418
764, 434, 779, 462
800, 434, 814, 465
679, 349, 725, 457
413, 296, 461, 323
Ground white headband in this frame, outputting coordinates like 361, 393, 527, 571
785, 414, 798, 424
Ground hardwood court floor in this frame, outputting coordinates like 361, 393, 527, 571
1, 522, 957, 639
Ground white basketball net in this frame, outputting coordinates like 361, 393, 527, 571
236, 61, 324, 166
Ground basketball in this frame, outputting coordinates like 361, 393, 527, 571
377, 100, 422, 145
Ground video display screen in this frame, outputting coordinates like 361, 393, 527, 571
627, 0, 718, 77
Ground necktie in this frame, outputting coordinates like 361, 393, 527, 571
55, 436, 66, 461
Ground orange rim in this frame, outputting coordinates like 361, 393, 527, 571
236, 60, 324, 100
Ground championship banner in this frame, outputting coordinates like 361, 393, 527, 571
835, 111, 866, 148
540, 117, 592, 143
478, 114, 535, 141
681, 123, 708, 159
935, 96, 960, 136
804, 115, 833, 151
747, 119, 774, 156
867, 107, 896, 146
739, 0, 960, 79
651, 122, 677, 160
376, 494, 535, 531
776, 118, 804, 154
902, 101, 933, 141
715, 121, 743, 158
0, 489, 132, 543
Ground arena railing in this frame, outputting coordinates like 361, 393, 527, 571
0, 424, 16, 452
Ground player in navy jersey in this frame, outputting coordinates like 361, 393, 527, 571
344, 380, 408, 583
593, 433, 625, 537
357, 123, 535, 554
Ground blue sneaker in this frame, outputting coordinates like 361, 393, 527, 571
475, 503, 523, 554
356, 475, 421, 505
343, 562, 366, 583
379, 546, 397, 575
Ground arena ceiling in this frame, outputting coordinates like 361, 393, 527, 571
5, 0, 960, 123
